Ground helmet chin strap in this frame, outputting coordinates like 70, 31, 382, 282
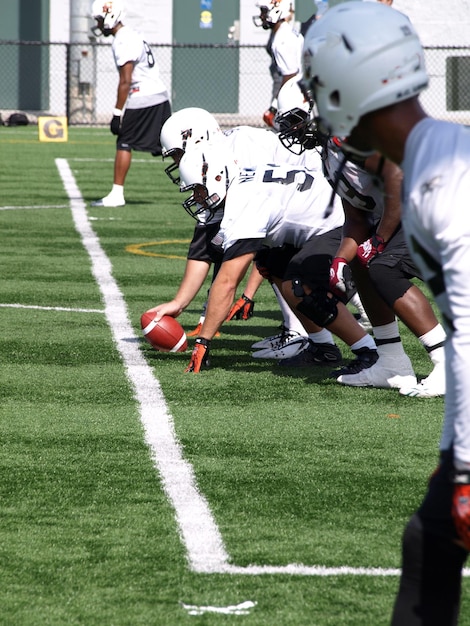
340, 139, 375, 159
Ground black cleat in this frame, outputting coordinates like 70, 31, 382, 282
278, 340, 342, 367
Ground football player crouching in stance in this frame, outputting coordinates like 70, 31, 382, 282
177, 141, 380, 374
275, 72, 446, 396
156, 106, 316, 359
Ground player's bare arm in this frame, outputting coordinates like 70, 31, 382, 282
150, 259, 211, 322
199, 252, 255, 341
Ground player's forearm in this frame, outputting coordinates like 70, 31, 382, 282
173, 260, 211, 310
199, 282, 236, 340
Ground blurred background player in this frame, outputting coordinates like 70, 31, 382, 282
253, 0, 303, 129
276, 74, 445, 395
90, 0, 171, 207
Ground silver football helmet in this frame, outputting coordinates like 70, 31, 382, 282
178, 143, 238, 223
302, 1, 428, 137
91, 0, 124, 37
160, 108, 222, 184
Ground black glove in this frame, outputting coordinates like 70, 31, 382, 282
110, 115, 121, 136
226, 294, 255, 321
185, 338, 211, 373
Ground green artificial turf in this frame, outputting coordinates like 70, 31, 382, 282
0, 126, 467, 626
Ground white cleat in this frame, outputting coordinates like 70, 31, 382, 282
252, 335, 309, 360
90, 194, 125, 207
337, 353, 417, 389
251, 328, 305, 351
399, 362, 446, 398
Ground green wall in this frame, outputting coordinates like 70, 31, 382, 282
0, 0, 50, 110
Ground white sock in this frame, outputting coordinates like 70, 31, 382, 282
350, 334, 376, 352
109, 184, 124, 198
373, 320, 400, 341
419, 324, 446, 365
349, 292, 367, 318
308, 329, 334, 345
272, 284, 307, 335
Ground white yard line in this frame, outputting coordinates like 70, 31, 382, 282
0, 204, 69, 211
55, 157, 229, 574
0, 303, 104, 314
54, 156, 470, 578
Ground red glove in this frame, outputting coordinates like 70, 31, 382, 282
263, 107, 277, 128
329, 257, 351, 299
226, 294, 255, 321
185, 338, 211, 373
356, 234, 386, 267
452, 473, 470, 550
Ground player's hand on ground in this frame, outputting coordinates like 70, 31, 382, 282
356, 234, 386, 267
226, 294, 255, 321
185, 338, 211, 373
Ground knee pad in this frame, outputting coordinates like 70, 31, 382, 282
368, 262, 412, 307
292, 279, 339, 327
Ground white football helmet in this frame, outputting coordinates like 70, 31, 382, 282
276, 77, 320, 154
160, 108, 222, 184
91, 0, 124, 37
253, 0, 293, 29
178, 143, 238, 223
302, 1, 428, 137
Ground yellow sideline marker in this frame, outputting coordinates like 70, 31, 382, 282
38, 116, 68, 142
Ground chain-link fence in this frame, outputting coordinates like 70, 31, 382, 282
1, 41, 470, 128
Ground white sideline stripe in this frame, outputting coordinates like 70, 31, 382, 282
0, 303, 104, 314
0, 204, 69, 211
55, 158, 470, 579
55, 157, 230, 574
69, 157, 156, 163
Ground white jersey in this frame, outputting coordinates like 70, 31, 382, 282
112, 26, 169, 109
200, 127, 328, 226
401, 117, 470, 465
219, 162, 344, 251
322, 139, 384, 217
271, 22, 303, 77
223, 125, 324, 172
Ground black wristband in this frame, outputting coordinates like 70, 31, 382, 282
452, 470, 470, 485
195, 337, 211, 348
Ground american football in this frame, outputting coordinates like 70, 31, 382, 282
140, 311, 188, 353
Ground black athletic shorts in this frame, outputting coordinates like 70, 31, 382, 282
255, 227, 342, 289
368, 221, 421, 280
117, 101, 172, 155
187, 222, 224, 264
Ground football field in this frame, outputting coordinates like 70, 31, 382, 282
1, 126, 469, 625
